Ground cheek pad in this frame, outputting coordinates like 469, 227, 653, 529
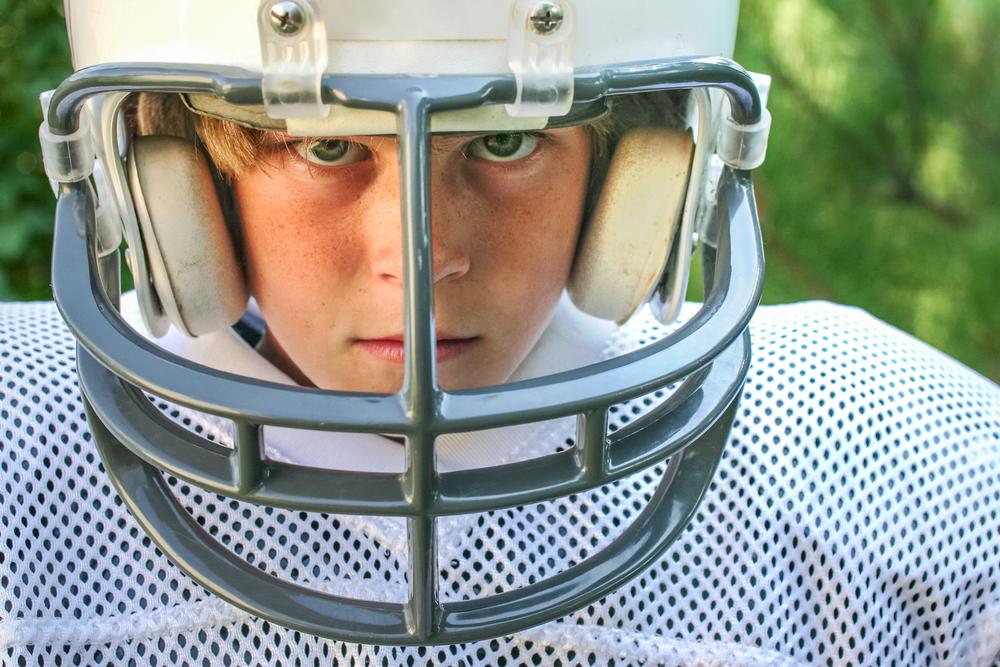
128, 135, 248, 337
568, 127, 694, 324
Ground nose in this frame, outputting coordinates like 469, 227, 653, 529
364, 146, 472, 287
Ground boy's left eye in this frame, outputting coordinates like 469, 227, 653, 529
295, 139, 369, 166
466, 132, 540, 162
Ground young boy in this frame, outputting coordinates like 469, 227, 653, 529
3, 0, 999, 664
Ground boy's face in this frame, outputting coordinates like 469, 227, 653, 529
233, 126, 591, 392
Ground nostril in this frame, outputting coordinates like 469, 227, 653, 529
434, 255, 471, 284
378, 272, 402, 285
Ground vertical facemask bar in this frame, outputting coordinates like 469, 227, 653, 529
232, 422, 264, 495
651, 88, 713, 324
577, 409, 610, 480
397, 90, 440, 641
96, 250, 121, 311
96, 91, 170, 337
90, 94, 128, 313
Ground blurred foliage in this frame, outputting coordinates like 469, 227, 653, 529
0, 0, 996, 380
736, 0, 1000, 380
0, 0, 68, 301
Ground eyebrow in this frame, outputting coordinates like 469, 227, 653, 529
259, 132, 505, 155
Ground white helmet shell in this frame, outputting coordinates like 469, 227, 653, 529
67, 0, 739, 73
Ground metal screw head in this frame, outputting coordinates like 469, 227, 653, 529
269, 0, 306, 35
528, 1, 564, 35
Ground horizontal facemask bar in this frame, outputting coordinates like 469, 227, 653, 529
182, 92, 611, 135
67, 167, 757, 515
49, 57, 763, 432
91, 391, 734, 645
44, 57, 764, 135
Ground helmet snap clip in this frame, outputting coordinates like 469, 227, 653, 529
257, 0, 331, 119
507, 0, 576, 118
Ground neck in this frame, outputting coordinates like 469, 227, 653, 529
256, 331, 316, 387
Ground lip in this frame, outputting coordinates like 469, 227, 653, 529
355, 335, 479, 363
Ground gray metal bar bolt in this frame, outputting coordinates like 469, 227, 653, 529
397, 89, 440, 640
232, 421, 264, 494
577, 409, 610, 479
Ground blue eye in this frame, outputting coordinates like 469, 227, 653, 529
295, 139, 368, 166
467, 133, 540, 162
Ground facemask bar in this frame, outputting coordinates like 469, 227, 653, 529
46, 57, 763, 428
46, 56, 765, 644
64, 169, 757, 510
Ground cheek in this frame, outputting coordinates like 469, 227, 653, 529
491, 200, 580, 287
462, 137, 591, 346
235, 172, 359, 276
232, 171, 371, 337
472, 155, 589, 284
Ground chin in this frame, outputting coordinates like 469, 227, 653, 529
314, 372, 404, 394
438, 366, 510, 392
312, 361, 510, 394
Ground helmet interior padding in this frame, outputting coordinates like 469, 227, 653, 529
569, 127, 694, 323
127, 135, 248, 337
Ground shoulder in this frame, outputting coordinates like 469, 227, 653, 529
0, 300, 84, 448
741, 300, 999, 442
601, 301, 1000, 664
749, 300, 994, 382
614, 299, 1000, 457
0, 300, 209, 657
618, 299, 999, 414
732, 302, 1000, 664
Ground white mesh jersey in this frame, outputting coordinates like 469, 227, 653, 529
1, 299, 998, 666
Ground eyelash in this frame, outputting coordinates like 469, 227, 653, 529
294, 138, 370, 168
280, 131, 550, 172
461, 132, 547, 163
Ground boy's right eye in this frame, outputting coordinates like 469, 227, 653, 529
295, 139, 369, 167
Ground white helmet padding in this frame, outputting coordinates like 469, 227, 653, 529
127, 136, 248, 337
568, 127, 693, 323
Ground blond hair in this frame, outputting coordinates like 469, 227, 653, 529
133, 93, 615, 182
133, 91, 685, 222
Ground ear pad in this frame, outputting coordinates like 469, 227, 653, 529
568, 127, 694, 324
127, 135, 248, 337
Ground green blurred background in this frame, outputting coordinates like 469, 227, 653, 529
0, 0, 997, 380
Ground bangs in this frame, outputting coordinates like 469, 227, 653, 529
135, 92, 615, 182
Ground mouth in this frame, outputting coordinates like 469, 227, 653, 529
354, 335, 479, 363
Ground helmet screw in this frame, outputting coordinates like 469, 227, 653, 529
268, 0, 306, 35
528, 2, 564, 35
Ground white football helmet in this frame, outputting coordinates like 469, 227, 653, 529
40, 0, 769, 644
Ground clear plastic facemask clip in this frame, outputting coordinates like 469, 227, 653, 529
717, 72, 772, 170
506, 0, 576, 118
38, 90, 95, 187
257, 0, 331, 119
39, 91, 123, 258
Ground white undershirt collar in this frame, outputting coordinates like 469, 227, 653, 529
121, 292, 615, 474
